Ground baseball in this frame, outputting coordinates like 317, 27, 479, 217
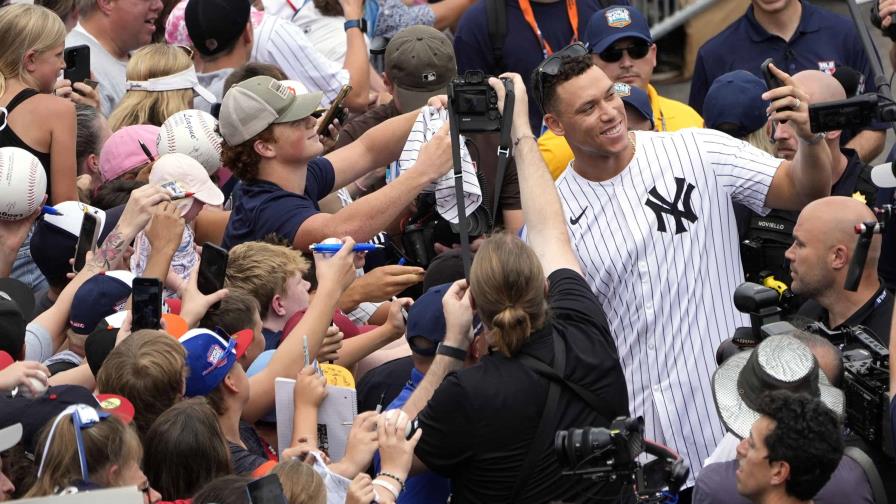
18, 376, 48, 399
157, 109, 223, 175
0, 147, 47, 221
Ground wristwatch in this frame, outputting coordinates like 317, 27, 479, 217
344, 19, 367, 33
436, 343, 468, 360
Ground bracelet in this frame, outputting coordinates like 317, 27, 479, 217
373, 479, 400, 499
377, 472, 406, 491
800, 132, 825, 145
436, 343, 468, 360
513, 134, 537, 147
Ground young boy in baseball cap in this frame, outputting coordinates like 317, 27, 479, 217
217, 75, 454, 252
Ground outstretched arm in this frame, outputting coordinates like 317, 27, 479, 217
488, 74, 581, 276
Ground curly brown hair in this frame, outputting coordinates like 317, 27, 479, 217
221, 126, 276, 181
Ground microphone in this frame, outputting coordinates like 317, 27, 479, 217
870, 160, 896, 189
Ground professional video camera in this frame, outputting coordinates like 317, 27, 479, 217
805, 323, 894, 459
400, 71, 513, 268
554, 417, 689, 503
723, 283, 893, 459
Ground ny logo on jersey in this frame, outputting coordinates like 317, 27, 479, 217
645, 177, 698, 234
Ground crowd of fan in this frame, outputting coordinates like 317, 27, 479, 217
0, 0, 894, 502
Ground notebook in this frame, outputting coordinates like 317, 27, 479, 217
274, 377, 358, 461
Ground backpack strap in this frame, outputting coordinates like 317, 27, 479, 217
843, 446, 888, 504
486, 0, 506, 69
510, 335, 609, 501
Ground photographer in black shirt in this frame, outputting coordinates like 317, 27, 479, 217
396, 73, 629, 503
787, 196, 892, 345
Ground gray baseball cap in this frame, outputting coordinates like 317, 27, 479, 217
385, 26, 457, 111
219, 76, 323, 145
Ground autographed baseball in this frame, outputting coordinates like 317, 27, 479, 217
0, 147, 47, 221
157, 109, 223, 175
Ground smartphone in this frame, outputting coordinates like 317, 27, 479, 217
246, 474, 287, 504
131, 277, 162, 331
760, 58, 791, 123
73, 212, 99, 273
197, 242, 228, 309
63, 45, 90, 86
316, 84, 352, 137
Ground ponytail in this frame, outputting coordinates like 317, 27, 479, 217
491, 306, 532, 356
470, 233, 548, 357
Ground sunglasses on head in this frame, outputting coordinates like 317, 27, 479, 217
597, 41, 651, 63
534, 42, 589, 113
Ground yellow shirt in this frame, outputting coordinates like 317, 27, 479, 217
538, 84, 704, 179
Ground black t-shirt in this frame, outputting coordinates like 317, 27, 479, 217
798, 285, 892, 345
414, 269, 629, 503
355, 356, 414, 414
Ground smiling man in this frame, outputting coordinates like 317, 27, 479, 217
66, 0, 163, 114
531, 50, 831, 490
734, 392, 842, 504
538, 5, 702, 178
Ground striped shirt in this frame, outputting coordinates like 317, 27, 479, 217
251, 16, 349, 105
555, 128, 780, 484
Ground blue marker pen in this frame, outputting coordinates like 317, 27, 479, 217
398, 257, 407, 266
309, 243, 384, 253
41, 205, 63, 216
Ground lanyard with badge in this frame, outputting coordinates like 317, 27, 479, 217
518, 0, 580, 59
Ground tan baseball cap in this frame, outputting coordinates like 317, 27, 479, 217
219, 76, 323, 145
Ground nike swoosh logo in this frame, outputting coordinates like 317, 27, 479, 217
569, 207, 588, 225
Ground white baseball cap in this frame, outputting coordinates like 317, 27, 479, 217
149, 153, 225, 211
43, 201, 107, 236
871, 161, 896, 188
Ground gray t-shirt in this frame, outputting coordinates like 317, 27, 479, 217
24, 320, 53, 363
196, 68, 233, 114
65, 26, 129, 116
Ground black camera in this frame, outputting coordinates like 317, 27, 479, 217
448, 70, 502, 133
804, 323, 893, 459
555, 417, 689, 503
400, 191, 493, 267
809, 93, 896, 133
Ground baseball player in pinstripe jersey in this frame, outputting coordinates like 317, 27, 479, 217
529, 50, 832, 488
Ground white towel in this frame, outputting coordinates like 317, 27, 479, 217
396, 106, 482, 224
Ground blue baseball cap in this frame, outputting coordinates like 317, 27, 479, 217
585, 5, 652, 55
406, 284, 450, 357
614, 82, 654, 130
69, 271, 134, 335
703, 70, 770, 139
180, 328, 245, 397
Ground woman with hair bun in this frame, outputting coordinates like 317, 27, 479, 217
396, 73, 630, 503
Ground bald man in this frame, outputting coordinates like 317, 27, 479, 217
787, 196, 892, 345
738, 71, 876, 292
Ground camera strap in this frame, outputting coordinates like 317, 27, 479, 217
510, 333, 608, 501
491, 86, 514, 224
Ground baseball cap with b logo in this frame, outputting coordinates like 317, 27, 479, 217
219, 76, 323, 145
385, 26, 457, 111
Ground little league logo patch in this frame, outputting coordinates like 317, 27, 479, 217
606, 8, 632, 28
203, 344, 227, 375
818, 61, 836, 75
614, 82, 632, 97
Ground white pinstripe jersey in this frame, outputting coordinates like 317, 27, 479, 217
555, 128, 781, 484
251, 16, 350, 105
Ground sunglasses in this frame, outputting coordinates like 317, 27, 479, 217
597, 41, 651, 63
534, 42, 589, 113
